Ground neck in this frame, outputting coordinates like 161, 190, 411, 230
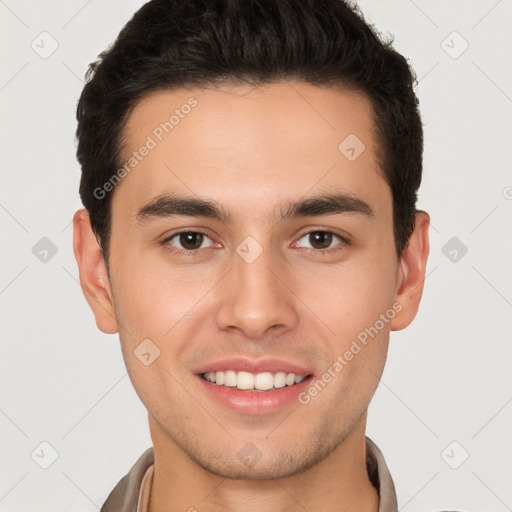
147, 414, 379, 512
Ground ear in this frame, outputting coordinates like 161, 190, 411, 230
390, 210, 430, 331
72, 208, 118, 334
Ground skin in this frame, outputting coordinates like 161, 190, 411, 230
73, 81, 429, 512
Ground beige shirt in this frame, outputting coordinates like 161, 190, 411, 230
101, 436, 398, 512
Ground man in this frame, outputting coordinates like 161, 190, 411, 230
72, 1, 432, 510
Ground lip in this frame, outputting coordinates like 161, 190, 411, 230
196, 373, 314, 415
193, 357, 315, 415
193, 357, 313, 376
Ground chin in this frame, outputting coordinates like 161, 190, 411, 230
189, 439, 332, 481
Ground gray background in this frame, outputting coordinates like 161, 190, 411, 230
1, 0, 511, 510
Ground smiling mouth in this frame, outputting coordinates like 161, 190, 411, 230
200, 370, 310, 391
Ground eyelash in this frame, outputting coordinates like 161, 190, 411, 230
161, 229, 349, 256
293, 229, 349, 255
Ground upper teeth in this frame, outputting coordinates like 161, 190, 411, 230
203, 370, 305, 390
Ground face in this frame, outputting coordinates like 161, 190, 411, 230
75, 81, 428, 479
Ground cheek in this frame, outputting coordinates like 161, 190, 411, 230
109, 254, 224, 398
296, 252, 398, 343
109, 257, 203, 410
111, 252, 215, 335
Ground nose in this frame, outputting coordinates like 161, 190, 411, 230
215, 244, 299, 339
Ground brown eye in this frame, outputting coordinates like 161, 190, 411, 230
180, 232, 203, 250
295, 230, 345, 251
167, 231, 213, 251
308, 231, 333, 249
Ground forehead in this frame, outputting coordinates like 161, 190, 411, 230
113, 81, 389, 219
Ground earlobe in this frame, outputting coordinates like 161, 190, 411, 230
72, 208, 118, 334
390, 211, 430, 332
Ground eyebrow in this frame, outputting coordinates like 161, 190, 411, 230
135, 192, 374, 224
